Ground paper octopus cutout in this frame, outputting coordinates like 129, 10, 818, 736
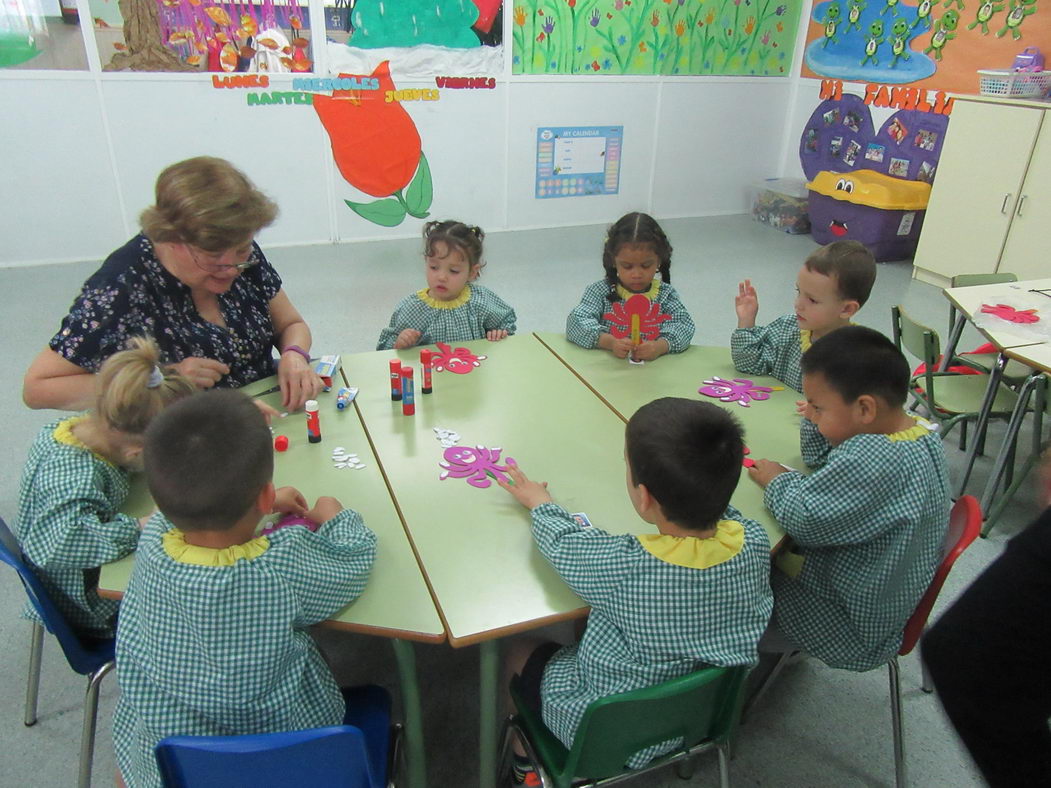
980, 303, 1040, 324
431, 342, 488, 374
438, 445, 515, 489
699, 377, 775, 407
602, 294, 671, 342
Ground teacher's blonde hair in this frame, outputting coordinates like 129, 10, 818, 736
95, 337, 195, 435
140, 157, 278, 252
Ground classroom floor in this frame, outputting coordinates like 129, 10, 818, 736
0, 214, 1035, 787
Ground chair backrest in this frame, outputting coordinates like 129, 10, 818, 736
892, 305, 942, 405
0, 516, 106, 675
562, 664, 748, 778
899, 495, 982, 656
950, 273, 1018, 288
155, 725, 378, 788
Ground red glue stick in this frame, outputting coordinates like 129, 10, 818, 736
401, 366, 415, 416
305, 400, 321, 443
420, 349, 433, 394
389, 359, 402, 401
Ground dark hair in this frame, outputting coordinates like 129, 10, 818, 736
422, 219, 485, 270
144, 389, 273, 532
804, 240, 877, 306
625, 398, 744, 531
602, 212, 673, 301
801, 325, 909, 408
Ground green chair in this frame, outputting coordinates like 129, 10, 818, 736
892, 305, 1018, 453
947, 274, 1031, 384
980, 373, 1050, 537
499, 664, 748, 788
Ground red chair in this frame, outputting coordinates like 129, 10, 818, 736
888, 494, 982, 788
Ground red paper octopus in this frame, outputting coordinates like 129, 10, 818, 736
602, 294, 671, 342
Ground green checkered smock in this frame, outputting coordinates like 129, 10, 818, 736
113, 511, 376, 788
376, 285, 516, 350
565, 281, 695, 353
531, 502, 772, 769
765, 419, 950, 672
15, 416, 140, 637
800, 418, 832, 469
730, 314, 810, 392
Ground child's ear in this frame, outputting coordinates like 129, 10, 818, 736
468, 264, 481, 281
257, 482, 276, 515
840, 299, 861, 319
855, 393, 879, 424
635, 482, 661, 520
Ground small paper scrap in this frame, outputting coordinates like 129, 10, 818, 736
331, 447, 365, 470
433, 426, 461, 448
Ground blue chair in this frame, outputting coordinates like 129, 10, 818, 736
155, 685, 401, 788
0, 515, 115, 788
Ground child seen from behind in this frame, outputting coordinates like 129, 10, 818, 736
113, 389, 377, 788
500, 398, 772, 780
14, 337, 193, 637
748, 326, 949, 672
566, 212, 695, 361
376, 220, 517, 350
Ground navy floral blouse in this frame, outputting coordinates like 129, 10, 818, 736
49, 235, 281, 388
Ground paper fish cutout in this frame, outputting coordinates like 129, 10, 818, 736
431, 342, 487, 374
699, 377, 776, 407
438, 445, 514, 489
980, 303, 1040, 324
603, 294, 671, 343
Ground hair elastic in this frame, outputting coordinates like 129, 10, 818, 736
147, 365, 164, 389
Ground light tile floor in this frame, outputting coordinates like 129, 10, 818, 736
0, 215, 1037, 787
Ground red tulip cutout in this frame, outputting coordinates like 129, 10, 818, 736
312, 60, 433, 226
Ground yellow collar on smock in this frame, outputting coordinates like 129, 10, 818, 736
162, 528, 269, 566
887, 415, 934, 442
637, 520, 744, 569
53, 415, 114, 465
615, 281, 662, 302
417, 285, 472, 309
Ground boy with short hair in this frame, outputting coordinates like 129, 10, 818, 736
748, 326, 949, 672
500, 398, 773, 776
731, 240, 877, 393
113, 389, 377, 788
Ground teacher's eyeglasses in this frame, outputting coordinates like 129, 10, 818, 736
187, 243, 260, 274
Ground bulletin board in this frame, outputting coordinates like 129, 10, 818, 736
535, 126, 623, 199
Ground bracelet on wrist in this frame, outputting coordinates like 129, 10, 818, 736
282, 345, 311, 363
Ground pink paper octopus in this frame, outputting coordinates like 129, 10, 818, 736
431, 341, 488, 374
438, 445, 515, 488
602, 294, 671, 342
698, 377, 775, 407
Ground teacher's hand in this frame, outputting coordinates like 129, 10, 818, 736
172, 357, 230, 389
279, 350, 323, 412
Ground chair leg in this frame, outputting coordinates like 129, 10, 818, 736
674, 753, 696, 780
888, 658, 907, 788
497, 716, 516, 787
78, 660, 115, 788
718, 744, 731, 788
741, 651, 791, 723
958, 420, 967, 452
24, 622, 44, 727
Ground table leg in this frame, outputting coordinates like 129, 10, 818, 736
956, 353, 1007, 497
978, 372, 1038, 515
939, 313, 967, 373
479, 639, 500, 788
391, 639, 427, 788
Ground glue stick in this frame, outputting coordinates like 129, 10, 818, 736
389, 359, 402, 401
420, 349, 433, 394
401, 366, 415, 416
305, 400, 321, 443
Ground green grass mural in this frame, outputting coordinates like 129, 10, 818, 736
512, 0, 802, 75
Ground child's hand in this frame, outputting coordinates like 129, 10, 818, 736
796, 399, 815, 421
138, 511, 155, 530
735, 279, 759, 328
308, 496, 344, 523
610, 337, 634, 359
498, 461, 553, 510
748, 458, 789, 488
631, 339, 669, 362
273, 486, 308, 516
486, 329, 509, 342
394, 329, 422, 349
253, 399, 280, 423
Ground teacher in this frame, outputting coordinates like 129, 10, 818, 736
23, 157, 322, 412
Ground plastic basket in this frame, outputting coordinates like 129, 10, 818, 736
978, 69, 1051, 98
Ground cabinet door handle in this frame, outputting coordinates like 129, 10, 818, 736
1017, 195, 1028, 217
1001, 193, 1013, 214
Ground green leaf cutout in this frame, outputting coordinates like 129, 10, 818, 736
344, 198, 407, 227
404, 151, 434, 219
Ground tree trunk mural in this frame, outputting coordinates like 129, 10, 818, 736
104, 0, 193, 71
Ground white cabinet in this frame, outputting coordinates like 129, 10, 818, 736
912, 96, 1050, 287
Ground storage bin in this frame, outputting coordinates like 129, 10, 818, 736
751, 178, 811, 234
807, 169, 932, 261
978, 69, 1051, 99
